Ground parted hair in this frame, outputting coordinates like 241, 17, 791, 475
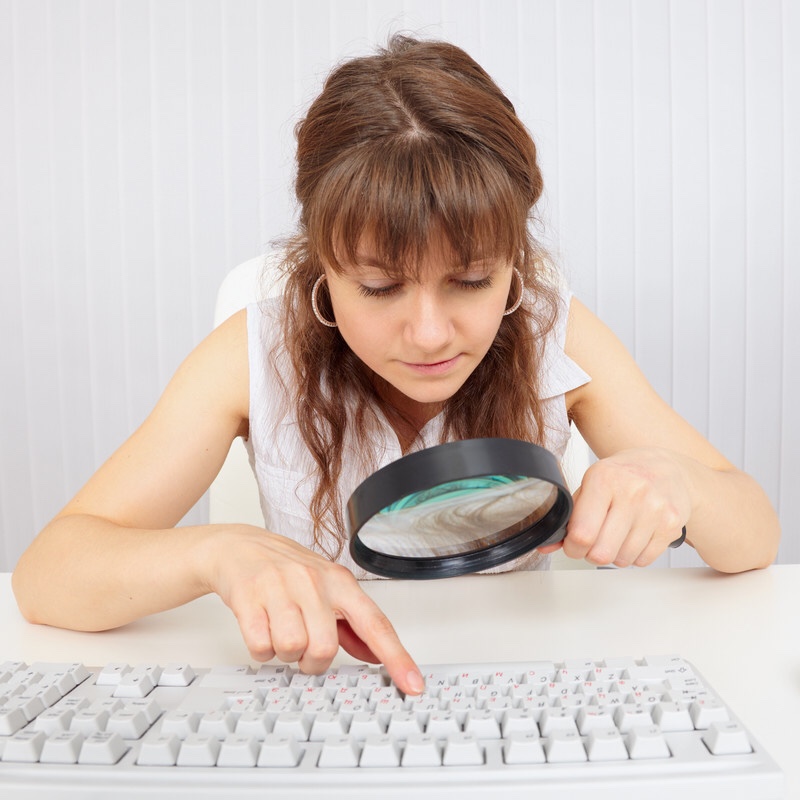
274, 35, 559, 559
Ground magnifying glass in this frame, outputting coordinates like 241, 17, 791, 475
346, 438, 573, 579
347, 437, 687, 579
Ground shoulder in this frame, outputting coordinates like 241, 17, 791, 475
563, 298, 640, 417
172, 308, 250, 435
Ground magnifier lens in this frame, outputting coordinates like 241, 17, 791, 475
347, 438, 574, 578
359, 475, 559, 558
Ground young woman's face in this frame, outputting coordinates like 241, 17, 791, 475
324, 237, 515, 414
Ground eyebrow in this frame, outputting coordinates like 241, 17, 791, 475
351, 254, 498, 272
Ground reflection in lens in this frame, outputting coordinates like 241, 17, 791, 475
357, 475, 558, 558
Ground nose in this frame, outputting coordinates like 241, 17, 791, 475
402, 287, 455, 355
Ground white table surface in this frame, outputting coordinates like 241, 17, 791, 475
2, 565, 797, 796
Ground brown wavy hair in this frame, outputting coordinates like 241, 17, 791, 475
274, 35, 559, 559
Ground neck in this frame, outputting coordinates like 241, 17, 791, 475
371, 376, 442, 451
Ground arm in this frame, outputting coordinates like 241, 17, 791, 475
12, 310, 423, 692
550, 298, 780, 573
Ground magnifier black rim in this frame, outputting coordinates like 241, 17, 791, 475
347, 438, 573, 579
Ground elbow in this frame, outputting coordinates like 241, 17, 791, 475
707, 519, 782, 575
11, 567, 44, 625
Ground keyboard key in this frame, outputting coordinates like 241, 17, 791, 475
651, 701, 694, 732
614, 704, 653, 733
235, 710, 273, 740
272, 711, 312, 741
32, 708, 74, 734
71, 708, 109, 735
464, 708, 501, 739
2, 730, 47, 762
257, 734, 303, 767
176, 733, 221, 766
702, 721, 753, 755
0, 705, 28, 735
78, 731, 128, 765
113, 671, 155, 699
136, 734, 181, 766
401, 733, 441, 767
387, 710, 423, 739
309, 710, 348, 741
348, 711, 385, 740
586, 728, 629, 762
160, 710, 201, 739
106, 708, 151, 739
501, 708, 539, 737
95, 663, 131, 686
217, 734, 261, 767
39, 731, 85, 764
538, 708, 578, 737
504, 731, 546, 765
576, 707, 616, 734
158, 663, 196, 687
317, 735, 360, 768
425, 710, 460, 738
544, 730, 587, 763
198, 709, 238, 740
626, 725, 671, 760
442, 732, 483, 766
690, 697, 730, 729
359, 733, 401, 767
4, 694, 45, 722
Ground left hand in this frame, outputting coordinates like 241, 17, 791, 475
540, 447, 692, 568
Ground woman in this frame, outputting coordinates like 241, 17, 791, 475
12, 36, 780, 696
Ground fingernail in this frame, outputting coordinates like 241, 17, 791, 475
407, 669, 425, 695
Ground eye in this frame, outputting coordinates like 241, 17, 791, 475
357, 283, 403, 298
455, 276, 494, 291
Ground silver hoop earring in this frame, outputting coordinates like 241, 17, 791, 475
311, 275, 337, 327
503, 268, 524, 316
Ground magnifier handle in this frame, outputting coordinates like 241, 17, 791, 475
669, 527, 687, 548
542, 525, 686, 550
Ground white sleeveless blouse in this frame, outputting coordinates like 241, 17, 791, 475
244, 291, 590, 579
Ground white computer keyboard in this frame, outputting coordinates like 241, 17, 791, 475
0, 656, 784, 799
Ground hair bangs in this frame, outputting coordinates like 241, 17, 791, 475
306, 134, 528, 278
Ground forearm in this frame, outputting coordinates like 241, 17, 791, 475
682, 462, 780, 573
11, 515, 235, 631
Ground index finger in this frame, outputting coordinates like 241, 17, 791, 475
335, 589, 424, 695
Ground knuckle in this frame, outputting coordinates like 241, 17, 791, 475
273, 629, 308, 658
248, 643, 276, 662
304, 638, 339, 667
586, 546, 614, 566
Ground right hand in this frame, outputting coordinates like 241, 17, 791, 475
202, 526, 425, 695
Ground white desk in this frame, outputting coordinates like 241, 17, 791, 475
2, 566, 797, 796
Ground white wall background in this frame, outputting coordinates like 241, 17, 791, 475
1, 0, 798, 571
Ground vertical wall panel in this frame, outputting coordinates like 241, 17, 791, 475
631, 1, 674, 401
594, 0, 635, 352
116, 0, 160, 432
517, 0, 559, 256
780, 0, 800, 566
743, 0, 784, 510
187, 0, 225, 341
13, 0, 67, 538
0, 0, 34, 567
707, 0, 747, 467
670, 0, 711, 438
256, 0, 297, 254
50, 0, 95, 508
81, 0, 128, 465
1, 0, 797, 570
555, 0, 597, 304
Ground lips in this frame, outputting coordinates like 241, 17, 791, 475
403, 355, 461, 375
